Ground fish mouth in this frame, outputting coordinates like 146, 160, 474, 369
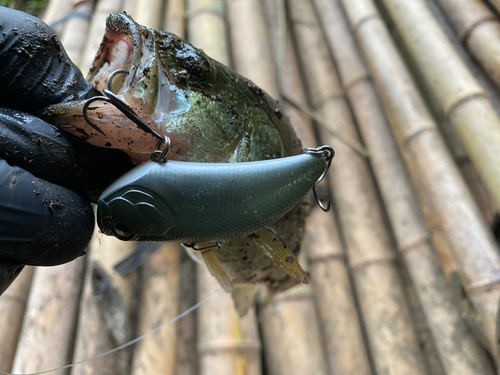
88, 12, 161, 116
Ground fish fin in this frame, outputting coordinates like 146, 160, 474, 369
231, 283, 259, 317
202, 248, 233, 293
250, 228, 309, 284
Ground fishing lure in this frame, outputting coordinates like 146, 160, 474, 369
97, 142, 333, 244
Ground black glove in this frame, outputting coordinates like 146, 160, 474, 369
0, 7, 135, 295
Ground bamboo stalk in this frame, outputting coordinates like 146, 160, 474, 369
0, 267, 34, 373
134, 0, 164, 29
81, 0, 123, 73
485, 0, 500, 16
303, 208, 373, 375
42, 0, 74, 35
174, 254, 198, 375
339, 0, 500, 362
60, 0, 94, 67
131, 245, 181, 375
163, 0, 186, 35
224, 1, 329, 373
71, 236, 137, 375
123, 0, 138, 17
11, 258, 85, 374
188, 0, 230, 65
380, 0, 500, 211
289, 1, 430, 374
433, 0, 500, 88
314, 0, 495, 373
197, 265, 261, 375
188, 1, 262, 374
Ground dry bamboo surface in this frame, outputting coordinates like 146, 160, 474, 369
486, 0, 500, 16
164, 0, 186, 35
81, 0, 123, 73
60, 0, 94, 67
174, 255, 198, 375
303, 209, 372, 375
70, 236, 137, 375
41, 0, 74, 34
313, 0, 494, 373
129, 2, 184, 373
434, 0, 500, 89
11, 258, 85, 374
223, 1, 329, 373
188, 1, 262, 374
289, 1, 428, 374
130, 245, 181, 375
339, 0, 500, 362
0, 267, 34, 373
380, 0, 500, 212
197, 265, 261, 375
134, 0, 164, 30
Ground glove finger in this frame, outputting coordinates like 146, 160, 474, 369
0, 107, 134, 202
0, 159, 95, 266
0, 7, 99, 113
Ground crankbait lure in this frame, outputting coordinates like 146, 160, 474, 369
97, 143, 333, 244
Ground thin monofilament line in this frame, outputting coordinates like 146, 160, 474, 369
0, 286, 222, 375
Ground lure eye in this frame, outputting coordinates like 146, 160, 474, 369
112, 223, 134, 240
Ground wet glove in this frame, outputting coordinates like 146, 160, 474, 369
0, 7, 135, 295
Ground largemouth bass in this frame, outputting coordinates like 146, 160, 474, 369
42, 13, 309, 312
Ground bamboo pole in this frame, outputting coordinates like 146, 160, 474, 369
0, 267, 34, 373
70, 236, 137, 375
303, 208, 373, 375
11, 259, 85, 374
485, 0, 500, 16
174, 254, 198, 375
42, 0, 74, 35
131, 245, 181, 375
81, 0, 123, 73
380, 0, 500, 212
313, 0, 495, 373
289, 1, 429, 374
188, 1, 262, 374
197, 265, 261, 375
134, 0, 164, 29
433, 0, 500, 89
223, 1, 329, 373
60, 0, 94, 67
339, 0, 500, 361
163, 0, 186, 35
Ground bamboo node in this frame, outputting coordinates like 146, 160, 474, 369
349, 254, 398, 271
399, 235, 432, 254
343, 73, 371, 94
198, 340, 261, 354
465, 277, 500, 295
187, 8, 224, 22
460, 15, 498, 45
445, 92, 488, 119
308, 252, 346, 264
403, 125, 435, 147
352, 15, 381, 37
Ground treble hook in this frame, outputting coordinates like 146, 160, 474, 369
82, 69, 163, 141
304, 145, 335, 212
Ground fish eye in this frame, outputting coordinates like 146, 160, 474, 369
112, 223, 134, 240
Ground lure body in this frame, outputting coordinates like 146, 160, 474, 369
97, 153, 326, 243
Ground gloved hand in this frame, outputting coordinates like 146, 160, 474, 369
0, 7, 135, 295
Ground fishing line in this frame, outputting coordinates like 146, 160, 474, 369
0, 286, 222, 375
2, 250, 268, 375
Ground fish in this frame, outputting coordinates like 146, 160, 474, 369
41, 12, 312, 313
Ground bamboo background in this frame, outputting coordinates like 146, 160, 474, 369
1, 0, 500, 374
